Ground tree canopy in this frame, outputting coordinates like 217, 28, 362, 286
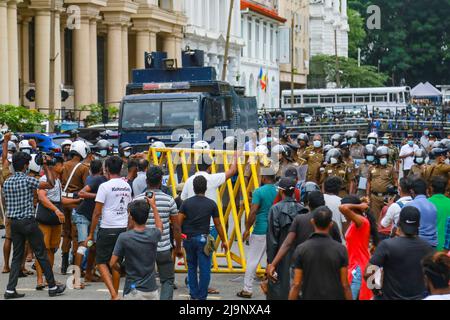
349, 0, 450, 86
0, 105, 47, 132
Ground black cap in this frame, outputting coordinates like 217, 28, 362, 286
284, 166, 298, 179
398, 207, 420, 235
277, 178, 296, 191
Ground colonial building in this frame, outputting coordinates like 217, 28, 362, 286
240, 0, 285, 109
309, 0, 348, 58
277, 0, 310, 92
0, 0, 187, 118
183, 0, 244, 85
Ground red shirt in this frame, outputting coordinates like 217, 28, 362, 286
377, 205, 392, 235
273, 188, 300, 204
345, 217, 373, 300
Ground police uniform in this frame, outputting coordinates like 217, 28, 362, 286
356, 162, 371, 196
350, 144, 365, 160
303, 146, 323, 184
295, 147, 308, 165
368, 164, 397, 220
408, 164, 427, 179
423, 163, 450, 184
387, 145, 399, 167
320, 163, 355, 197
343, 157, 356, 194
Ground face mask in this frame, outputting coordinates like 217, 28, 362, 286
380, 158, 388, 166
124, 151, 131, 158
333, 141, 339, 147
350, 138, 357, 144
366, 155, 375, 162
369, 139, 376, 145
408, 141, 414, 147
22, 149, 31, 155
424, 131, 429, 136
415, 157, 423, 164
99, 150, 108, 157
383, 139, 389, 145
330, 158, 338, 165
313, 141, 321, 148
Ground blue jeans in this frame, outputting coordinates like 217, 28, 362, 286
183, 235, 211, 300
350, 265, 363, 300
72, 210, 98, 243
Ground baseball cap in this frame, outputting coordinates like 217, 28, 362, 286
277, 178, 296, 191
398, 207, 420, 235
284, 166, 298, 179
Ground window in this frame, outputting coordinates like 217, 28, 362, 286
29, 19, 36, 83
263, 23, 267, 60
320, 95, 335, 104
205, 97, 233, 128
121, 101, 161, 129
372, 94, 388, 102
355, 94, 370, 103
162, 100, 199, 126
255, 20, 260, 59
270, 26, 274, 61
338, 95, 353, 103
158, 0, 172, 10
247, 18, 252, 58
303, 95, 319, 104
64, 29, 73, 85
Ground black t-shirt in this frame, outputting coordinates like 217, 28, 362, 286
179, 195, 219, 237
76, 175, 108, 220
369, 236, 434, 300
289, 212, 342, 248
294, 233, 348, 300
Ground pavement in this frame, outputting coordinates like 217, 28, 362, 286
0, 228, 265, 300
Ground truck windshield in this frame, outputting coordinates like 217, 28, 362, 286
121, 99, 199, 129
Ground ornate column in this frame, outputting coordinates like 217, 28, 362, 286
34, 9, 51, 111
341, 0, 347, 17
135, 29, 149, 69
20, 15, 31, 105
0, 0, 9, 104
7, 0, 20, 105
121, 23, 129, 91
90, 17, 99, 103
53, 6, 62, 110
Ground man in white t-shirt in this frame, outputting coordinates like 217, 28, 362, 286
323, 176, 347, 242
381, 178, 412, 231
87, 156, 132, 300
399, 133, 419, 177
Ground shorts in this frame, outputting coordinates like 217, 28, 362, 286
123, 289, 159, 300
72, 210, 98, 243
38, 224, 62, 249
95, 227, 127, 265
5, 217, 11, 239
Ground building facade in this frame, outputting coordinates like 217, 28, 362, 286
309, 0, 348, 58
0, 0, 187, 119
277, 0, 310, 92
240, 0, 285, 109
183, 0, 244, 85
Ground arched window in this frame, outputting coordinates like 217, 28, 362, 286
249, 74, 255, 96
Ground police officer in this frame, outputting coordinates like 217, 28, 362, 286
272, 144, 297, 179
303, 134, 323, 184
423, 147, 450, 184
408, 149, 427, 179
320, 148, 355, 197
340, 141, 356, 193
295, 133, 309, 163
94, 139, 112, 161
381, 133, 399, 171
367, 146, 398, 220
330, 133, 344, 149
119, 142, 133, 177
346, 130, 365, 161
357, 144, 377, 196
367, 132, 379, 146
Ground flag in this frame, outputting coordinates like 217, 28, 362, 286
259, 67, 267, 91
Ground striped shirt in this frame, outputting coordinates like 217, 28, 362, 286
135, 189, 178, 252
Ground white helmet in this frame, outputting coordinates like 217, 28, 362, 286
61, 140, 72, 148
150, 141, 166, 149
69, 140, 88, 159
259, 136, 279, 145
19, 139, 32, 151
193, 140, 210, 150
10, 135, 19, 143
29, 154, 41, 173
255, 144, 269, 155
271, 144, 286, 154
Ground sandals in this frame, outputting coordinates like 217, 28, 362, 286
36, 284, 46, 291
236, 290, 252, 299
208, 288, 220, 295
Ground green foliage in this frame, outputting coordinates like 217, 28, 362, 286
308, 54, 389, 88
79, 104, 119, 127
0, 105, 47, 132
347, 8, 367, 59
349, 0, 450, 85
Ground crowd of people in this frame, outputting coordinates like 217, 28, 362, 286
0, 125, 449, 301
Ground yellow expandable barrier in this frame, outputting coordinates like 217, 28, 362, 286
147, 147, 268, 274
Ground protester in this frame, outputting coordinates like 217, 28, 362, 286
134, 166, 182, 300
110, 197, 162, 300
365, 207, 434, 300
288, 206, 352, 300
422, 252, 450, 300
132, 159, 149, 197
339, 196, 380, 300
266, 178, 308, 300
380, 178, 412, 235
179, 175, 229, 300
3, 152, 66, 299
405, 177, 438, 248
73, 159, 107, 283
86, 156, 133, 300
323, 176, 347, 241
428, 176, 450, 251
399, 133, 419, 177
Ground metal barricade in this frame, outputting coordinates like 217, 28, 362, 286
147, 147, 266, 273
